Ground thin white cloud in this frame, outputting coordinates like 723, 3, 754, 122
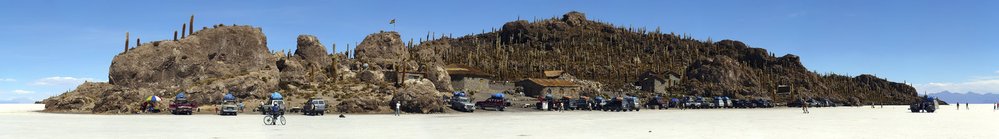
787, 11, 808, 18
0, 78, 14, 82
30, 76, 95, 86
12, 90, 34, 94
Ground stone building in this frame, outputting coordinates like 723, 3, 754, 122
635, 71, 680, 93
516, 78, 579, 97
445, 64, 493, 92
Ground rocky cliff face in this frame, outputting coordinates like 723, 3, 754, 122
426, 11, 919, 105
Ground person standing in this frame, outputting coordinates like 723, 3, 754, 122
956, 102, 960, 110
394, 101, 401, 116
966, 103, 969, 110
238, 101, 245, 112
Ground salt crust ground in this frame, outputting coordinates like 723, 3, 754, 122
1, 104, 997, 139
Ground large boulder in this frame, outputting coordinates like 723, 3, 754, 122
277, 56, 308, 89
358, 70, 385, 84
294, 35, 332, 68
411, 42, 452, 92
392, 79, 445, 113
561, 11, 587, 26
277, 35, 334, 90
353, 31, 408, 70
426, 66, 453, 92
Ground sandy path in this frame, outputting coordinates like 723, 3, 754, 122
1, 104, 997, 139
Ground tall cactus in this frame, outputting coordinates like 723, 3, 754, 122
124, 32, 129, 52
181, 24, 187, 38
189, 15, 194, 35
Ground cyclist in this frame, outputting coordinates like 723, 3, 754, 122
269, 103, 282, 124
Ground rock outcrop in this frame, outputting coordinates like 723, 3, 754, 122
46, 26, 286, 114
108, 26, 274, 90
277, 35, 335, 90
294, 35, 332, 68
353, 31, 409, 70
44, 82, 114, 113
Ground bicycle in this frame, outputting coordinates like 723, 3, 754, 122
263, 115, 286, 125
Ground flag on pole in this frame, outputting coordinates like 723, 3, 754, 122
389, 19, 396, 24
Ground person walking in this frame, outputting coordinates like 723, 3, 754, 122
559, 102, 565, 112
394, 101, 401, 116
801, 98, 809, 114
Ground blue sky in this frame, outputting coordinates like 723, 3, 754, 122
1, 0, 997, 103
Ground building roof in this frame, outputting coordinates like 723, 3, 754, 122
543, 70, 564, 78
521, 78, 578, 87
638, 71, 665, 82
663, 71, 680, 78
639, 71, 680, 82
445, 64, 494, 77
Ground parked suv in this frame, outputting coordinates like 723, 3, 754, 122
302, 98, 327, 116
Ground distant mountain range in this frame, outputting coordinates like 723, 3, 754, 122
930, 91, 999, 104
0, 98, 38, 104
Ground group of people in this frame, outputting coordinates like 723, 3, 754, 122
955, 102, 970, 110
954, 102, 999, 110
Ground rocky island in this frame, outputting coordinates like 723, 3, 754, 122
42, 11, 919, 114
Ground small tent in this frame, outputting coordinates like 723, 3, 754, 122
270, 92, 283, 100
223, 93, 236, 101
175, 92, 187, 100
491, 93, 505, 99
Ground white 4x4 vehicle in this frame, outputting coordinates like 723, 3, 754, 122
260, 100, 285, 115
302, 98, 327, 116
